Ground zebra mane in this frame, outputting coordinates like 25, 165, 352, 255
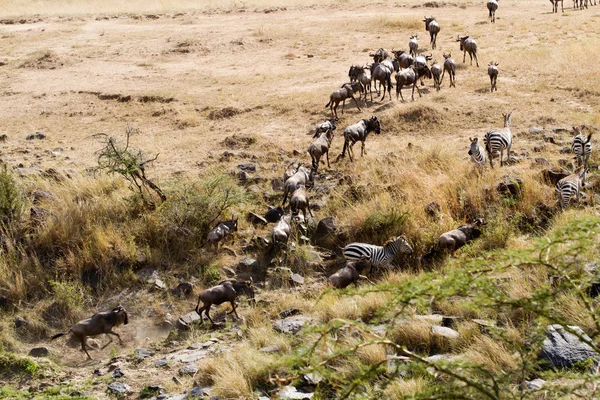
384, 235, 406, 247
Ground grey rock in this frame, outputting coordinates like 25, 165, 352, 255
153, 278, 166, 290
431, 325, 460, 339
279, 308, 302, 319
259, 345, 280, 353
0, 134, 7, 142
237, 258, 260, 274
247, 212, 268, 226
173, 350, 208, 363
14, 316, 28, 329
525, 379, 545, 390
134, 348, 155, 359
559, 147, 572, 154
28, 347, 50, 357
112, 368, 124, 378
237, 163, 257, 172
303, 372, 323, 385
271, 178, 284, 191
496, 176, 523, 198
107, 382, 131, 395
170, 282, 193, 298
32, 189, 54, 204
176, 311, 201, 330
155, 358, 168, 367
26, 131, 46, 140
534, 158, 549, 166
541, 324, 599, 368
93, 368, 105, 376
541, 169, 569, 186
278, 386, 314, 399
290, 273, 304, 286
189, 386, 212, 398
528, 127, 545, 135
179, 364, 199, 376
222, 267, 237, 277
157, 395, 187, 400
17, 168, 43, 178
237, 170, 250, 183
273, 316, 310, 335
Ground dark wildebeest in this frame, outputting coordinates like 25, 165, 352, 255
206, 218, 238, 248
550, 0, 564, 13
395, 65, 432, 101
438, 218, 486, 252
457, 35, 480, 67
195, 280, 255, 325
336, 116, 381, 162
282, 166, 313, 206
51, 305, 129, 360
329, 256, 372, 289
487, 0, 499, 23
488, 61, 499, 92
424, 17, 441, 49
370, 62, 393, 101
325, 81, 362, 120
441, 53, 456, 88
308, 127, 335, 170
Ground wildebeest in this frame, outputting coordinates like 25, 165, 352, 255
487, 0, 499, 23
441, 53, 456, 88
431, 61, 443, 91
550, 0, 564, 12
423, 17, 441, 49
488, 61, 499, 92
370, 62, 393, 101
272, 214, 292, 247
457, 35, 479, 67
438, 218, 486, 252
308, 127, 335, 170
325, 81, 362, 120
195, 280, 255, 325
336, 116, 381, 162
392, 50, 414, 70
283, 161, 300, 182
395, 65, 432, 101
289, 184, 313, 221
409, 35, 419, 57
51, 305, 129, 360
282, 166, 313, 205
329, 256, 372, 289
349, 65, 373, 102
369, 48, 391, 63
313, 119, 336, 138
206, 218, 238, 248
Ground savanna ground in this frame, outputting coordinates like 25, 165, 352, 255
1, 0, 600, 398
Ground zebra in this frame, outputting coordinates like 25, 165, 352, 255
571, 125, 592, 174
343, 235, 414, 274
335, 116, 381, 162
555, 166, 587, 209
483, 112, 513, 168
468, 137, 487, 169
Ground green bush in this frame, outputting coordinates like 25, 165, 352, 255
0, 164, 23, 224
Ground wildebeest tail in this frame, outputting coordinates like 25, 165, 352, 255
386, 71, 392, 93
489, 8, 492, 17
51, 331, 68, 340
325, 99, 332, 108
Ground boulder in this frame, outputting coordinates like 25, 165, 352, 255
312, 217, 338, 249
107, 382, 132, 395
247, 212, 268, 226
237, 163, 257, 172
278, 386, 314, 399
179, 364, 199, 376
189, 386, 212, 398
14, 316, 29, 329
541, 169, 569, 186
528, 127, 545, 135
431, 325, 460, 339
237, 258, 260, 274
112, 368, 125, 378
170, 282, 193, 298
273, 316, 310, 335
525, 379, 545, 390
496, 176, 523, 198
176, 311, 201, 330
28, 347, 50, 357
32, 189, 54, 204
134, 348, 155, 360
155, 358, 168, 368
541, 324, 599, 368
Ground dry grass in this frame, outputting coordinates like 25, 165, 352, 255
383, 377, 428, 398
462, 335, 518, 373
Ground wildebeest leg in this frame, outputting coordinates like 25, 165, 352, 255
101, 335, 114, 349
325, 150, 330, 168
105, 330, 123, 345
463, 51, 466, 63
474, 52, 479, 68
196, 304, 207, 325
228, 301, 240, 319
348, 142, 355, 162
204, 305, 215, 325
351, 95, 361, 112
341, 100, 346, 115
361, 141, 366, 156
76, 333, 92, 360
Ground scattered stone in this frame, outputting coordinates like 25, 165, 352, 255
170, 282, 193, 298
237, 258, 260, 274
424, 202, 441, 219
496, 176, 523, 198
173, 350, 208, 363
274, 316, 310, 335
541, 324, 599, 368
237, 163, 257, 172
533, 146, 545, 153
0, 134, 7, 142
278, 386, 314, 399
271, 178, 284, 191
525, 379, 545, 390
189, 386, 212, 398
107, 382, 131, 395
158, 394, 187, 400
26, 131, 46, 140
559, 147, 571, 154
259, 345, 281, 353
222, 267, 237, 277
14, 316, 28, 329
541, 169, 569, 186
528, 127, 545, 135
312, 217, 338, 249
303, 372, 323, 385
32, 189, 54, 204
279, 308, 302, 319
153, 278, 166, 290
534, 158, 549, 167
176, 311, 201, 330
155, 358, 168, 368
431, 325, 460, 339
112, 368, 124, 378
290, 273, 304, 286
134, 348, 155, 360
93, 368, 105, 376
179, 364, 199, 376
28, 347, 50, 357
247, 212, 268, 226
237, 170, 250, 183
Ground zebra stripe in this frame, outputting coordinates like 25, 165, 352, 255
555, 168, 586, 209
468, 137, 487, 167
343, 236, 413, 271
571, 128, 592, 170
483, 112, 513, 168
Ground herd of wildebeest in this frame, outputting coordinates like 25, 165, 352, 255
50, 0, 596, 359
